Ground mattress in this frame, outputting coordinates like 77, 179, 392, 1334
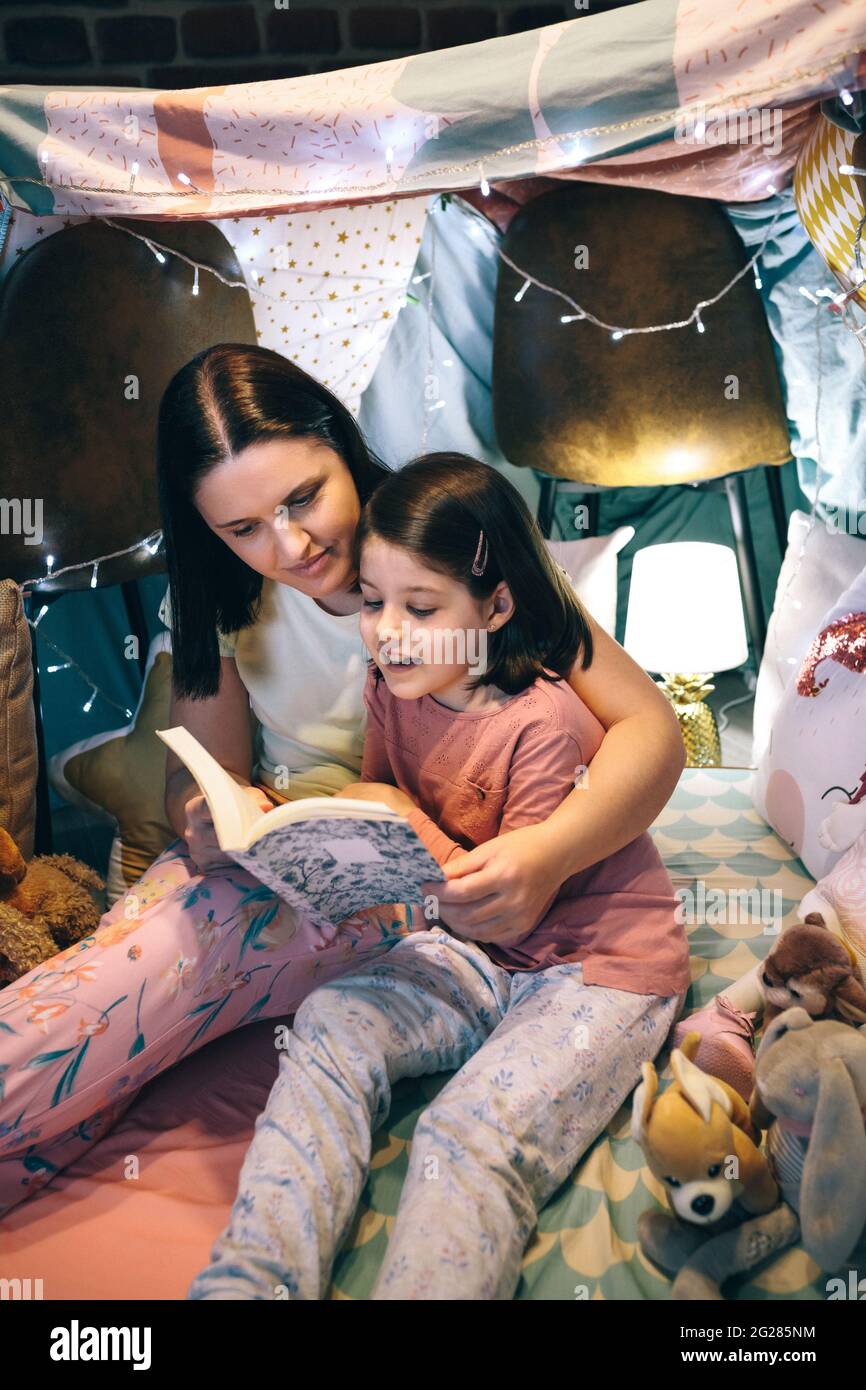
0, 768, 827, 1300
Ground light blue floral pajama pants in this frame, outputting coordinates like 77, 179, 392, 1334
189, 928, 681, 1301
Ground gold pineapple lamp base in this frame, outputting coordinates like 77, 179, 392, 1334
657, 672, 721, 768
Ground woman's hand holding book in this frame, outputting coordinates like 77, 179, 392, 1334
183, 784, 275, 874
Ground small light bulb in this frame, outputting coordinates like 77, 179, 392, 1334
83, 688, 96, 714
696, 312, 706, 334
33, 605, 49, 626
766, 183, 777, 195
611, 330, 624, 341
177, 172, 191, 186
840, 89, 854, 106
839, 164, 866, 177
441, 357, 454, 367
45, 554, 54, 573
798, 285, 819, 304
192, 265, 200, 296
90, 561, 99, 589
560, 136, 583, 164
513, 278, 531, 303
131, 160, 140, 176
560, 313, 585, 324
412, 271, 431, 284
480, 168, 490, 196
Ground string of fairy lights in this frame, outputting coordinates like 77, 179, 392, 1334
15, 532, 165, 720
5, 86, 865, 723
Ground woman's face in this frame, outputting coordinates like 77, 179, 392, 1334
193, 437, 362, 597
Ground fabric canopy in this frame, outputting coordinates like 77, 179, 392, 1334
1, 0, 864, 221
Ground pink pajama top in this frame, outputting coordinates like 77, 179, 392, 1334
361, 665, 690, 998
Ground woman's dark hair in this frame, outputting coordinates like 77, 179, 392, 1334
353, 452, 593, 695
157, 343, 392, 699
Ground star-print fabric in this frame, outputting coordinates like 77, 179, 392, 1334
213, 201, 428, 413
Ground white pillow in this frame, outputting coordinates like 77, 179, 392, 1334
753, 560, 866, 879
547, 528, 635, 637
752, 511, 866, 764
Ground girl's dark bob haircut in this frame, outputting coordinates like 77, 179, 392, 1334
157, 343, 391, 699
353, 451, 594, 695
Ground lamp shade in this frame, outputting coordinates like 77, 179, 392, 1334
624, 542, 749, 673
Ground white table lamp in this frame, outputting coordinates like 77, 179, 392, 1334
624, 541, 749, 765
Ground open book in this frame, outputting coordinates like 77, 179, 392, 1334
156, 726, 445, 931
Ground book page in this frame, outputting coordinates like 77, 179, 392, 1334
243, 795, 401, 848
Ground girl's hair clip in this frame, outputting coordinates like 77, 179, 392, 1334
471, 527, 489, 576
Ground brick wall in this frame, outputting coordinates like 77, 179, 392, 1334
0, 0, 641, 88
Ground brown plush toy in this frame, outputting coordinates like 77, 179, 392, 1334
759, 920, 866, 1027
0, 825, 104, 986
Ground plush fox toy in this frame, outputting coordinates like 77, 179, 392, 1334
633, 1032, 798, 1299
633, 1031, 778, 1227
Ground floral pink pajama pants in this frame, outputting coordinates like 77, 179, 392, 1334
0, 838, 418, 1219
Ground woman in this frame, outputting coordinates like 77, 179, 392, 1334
0, 344, 684, 1218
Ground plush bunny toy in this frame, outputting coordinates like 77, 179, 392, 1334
751, 1007, 866, 1273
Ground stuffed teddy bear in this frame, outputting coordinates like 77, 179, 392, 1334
751, 1006, 866, 1274
634, 1032, 799, 1299
759, 919, 866, 1027
0, 825, 104, 986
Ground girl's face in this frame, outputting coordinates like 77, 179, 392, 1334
194, 437, 361, 598
358, 536, 514, 708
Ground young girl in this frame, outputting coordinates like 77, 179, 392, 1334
188, 453, 690, 1301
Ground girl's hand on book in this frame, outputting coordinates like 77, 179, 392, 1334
422, 825, 559, 946
334, 782, 417, 817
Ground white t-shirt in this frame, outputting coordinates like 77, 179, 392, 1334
159, 580, 369, 800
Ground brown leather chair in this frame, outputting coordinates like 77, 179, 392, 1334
1, 218, 257, 851
492, 183, 793, 663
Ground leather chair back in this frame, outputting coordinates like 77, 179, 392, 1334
493, 183, 792, 488
1, 218, 257, 590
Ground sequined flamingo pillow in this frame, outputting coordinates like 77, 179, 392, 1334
754, 562, 866, 881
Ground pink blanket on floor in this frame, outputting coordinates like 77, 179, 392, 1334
0, 1017, 285, 1300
